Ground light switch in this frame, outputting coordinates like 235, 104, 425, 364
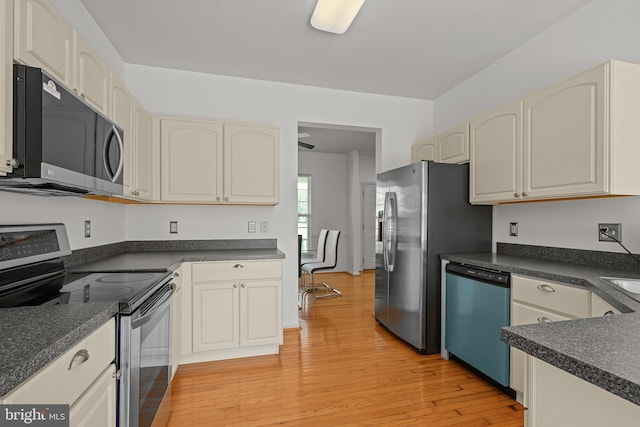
170, 221, 178, 234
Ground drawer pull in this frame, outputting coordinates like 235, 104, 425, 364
68, 349, 90, 370
603, 310, 615, 317
233, 264, 244, 269
174, 272, 180, 277
537, 317, 552, 323
537, 284, 556, 293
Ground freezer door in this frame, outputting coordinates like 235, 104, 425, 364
387, 163, 426, 349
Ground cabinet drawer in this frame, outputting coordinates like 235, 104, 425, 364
512, 275, 590, 318
3, 319, 115, 405
192, 260, 281, 282
512, 301, 573, 326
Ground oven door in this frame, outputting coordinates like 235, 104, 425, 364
119, 282, 173, 427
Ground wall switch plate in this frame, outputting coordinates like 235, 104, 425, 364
248, 221, 257, 233
84, 220, 91, 238
260, 221, 268, 233
509, 222, 518, 237
599, 223, 621, 242
169, 221, 178, 234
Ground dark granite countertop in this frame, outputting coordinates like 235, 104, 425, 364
441, 246, 640, 405
68, 249, 285, 273
0, 239, 285, 398
0, 303, 118, 397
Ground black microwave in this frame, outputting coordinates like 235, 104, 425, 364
0, 64, 124, 196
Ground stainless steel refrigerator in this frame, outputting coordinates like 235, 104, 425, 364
375, 161, 492, 354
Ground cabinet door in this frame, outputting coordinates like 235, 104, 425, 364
0, 0, 12, 175
161, 119, 223, 203
171, 286, 183, 379
14, 0, 73, 87
74, 33, 109, 115
240, 280, 282, 347
438, 123, 469, 163
132, 103, 155, 200
110, 77, 134, 197
523, 65, 607, 199
470, 101, 523, 204
192, 281, 239, 352
223, 124, 279, 204
69, 364, 116, 427
590, 293, 620, 317
411, 136, 437, 162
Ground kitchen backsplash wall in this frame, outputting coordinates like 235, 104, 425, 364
493, 197, 640, 254
0, 192, 126, 249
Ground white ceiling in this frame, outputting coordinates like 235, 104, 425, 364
298, 125, 376, 155
78, 0, 592, 100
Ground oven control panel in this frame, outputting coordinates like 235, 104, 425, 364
0, 224, 71, 269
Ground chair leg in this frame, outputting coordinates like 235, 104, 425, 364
310, 272, 341, 299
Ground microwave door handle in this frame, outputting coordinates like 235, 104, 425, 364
112, 125, 124, 182
103, 127, 115, 181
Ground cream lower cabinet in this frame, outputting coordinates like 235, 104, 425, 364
510, 274, 590, 406
411, 123, 469, 164
0, 0, 12, 176
527, 357, 640, 427
590, 293, 620, 317
471, 60, 640, 204
182, 260, 283, 363
159, 118, 279, 205
2, 320, 116, 427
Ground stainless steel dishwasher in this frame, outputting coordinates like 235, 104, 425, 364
444, 263, 511, 388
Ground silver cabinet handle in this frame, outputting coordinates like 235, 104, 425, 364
68, 349, 90, 370
217, 196, 221, 201
603, 310, 615, 317
174, 272, 180, 277
522, 191, 528, 197
233, 264, 244, 269
241, 283, 246, 288
537, 317, 552, 323
514, 193, 520, 198
225, 196, 229, 201
233, 283, 238, 288
537, 284, 556, 293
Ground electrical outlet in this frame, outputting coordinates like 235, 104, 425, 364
84, 220, 91, 238
169, 221, 178, 234
599, 223, 622, 242
509, 222, 518, 237
248, 221, 257, 233
260, 221, 268, 233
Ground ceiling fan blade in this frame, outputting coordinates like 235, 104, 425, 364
298, 141, 315, 150
298, 132, 311, 138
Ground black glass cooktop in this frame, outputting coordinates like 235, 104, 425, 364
59, 271, 172, 313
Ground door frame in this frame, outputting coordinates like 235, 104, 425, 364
361, 181, 376, 271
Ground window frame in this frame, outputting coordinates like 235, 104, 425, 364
297, 175, 311, 252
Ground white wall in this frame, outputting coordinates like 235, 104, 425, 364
359, 154, 376, 183
0, 192, 126, 249
434, 0, 640, 254
298, 152, 348, 272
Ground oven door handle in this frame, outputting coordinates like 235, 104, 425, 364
131, 285, 173, 329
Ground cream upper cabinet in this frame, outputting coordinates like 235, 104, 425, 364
223, 124, 279, 204
160, 118, 224, 203
411, 123, 469, 164
132, 102, 157, 200
470, 101, 522, 204
14, 0, 73, 87
438, 123, 469, 163
471, 60, 640, 204
73, 32, 109, 115
522, 64, 606, 199
411, 136, 437, 162
0, 0, 13, 176
110, 76, 135, 196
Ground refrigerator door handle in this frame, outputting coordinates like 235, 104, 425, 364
384, 192, 398, 272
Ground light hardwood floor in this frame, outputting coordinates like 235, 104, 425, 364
167, 271, 524, 426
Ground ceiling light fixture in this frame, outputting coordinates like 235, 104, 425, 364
310, 0, 366, 34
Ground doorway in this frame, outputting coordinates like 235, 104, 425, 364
362, 182, 376, 270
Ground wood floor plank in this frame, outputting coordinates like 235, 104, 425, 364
167, 271, 524, 426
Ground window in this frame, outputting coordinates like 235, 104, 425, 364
297, 175, 311, 251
